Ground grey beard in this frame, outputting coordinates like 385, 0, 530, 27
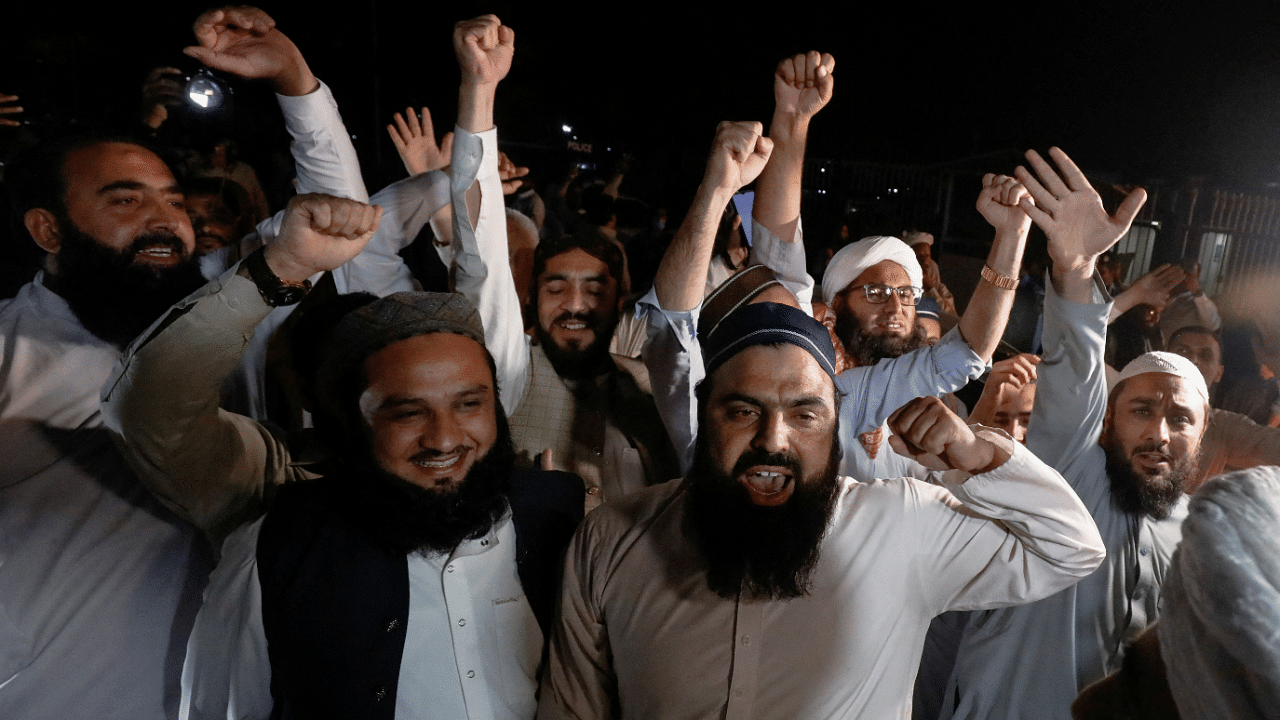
835, 312, 928, 367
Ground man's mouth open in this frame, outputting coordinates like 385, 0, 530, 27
739, 466, 795, 506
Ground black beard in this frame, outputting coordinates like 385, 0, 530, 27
685, 436, 841, 600
342, 411, 517, 555
47, 222, 205, 348
535, 310, 618, 379
834, 309, 928, 367
1102, 430, 1193, 521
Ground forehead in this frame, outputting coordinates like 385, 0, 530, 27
849, 260, 910, 289
362, 332, 493, 391
63, 142, 177, 196
1171, 332, 1220, 357
1114, 373, 1204, 414
997, 383, 1037, 414
540, 247, 613, 282
708, 343, 835, 406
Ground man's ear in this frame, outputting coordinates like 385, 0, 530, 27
24, 208, 61, 255
1100, 404, 1114, 445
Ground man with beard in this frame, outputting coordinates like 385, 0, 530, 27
936, 148, 1208, 720
449, 17, 677, 510
536, 300, 1105, 720
172, 289, 583, 719
0, 5, 366, 430
816, 175, 1030, 484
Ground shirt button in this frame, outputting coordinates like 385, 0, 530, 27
741, 635, 751, 646
466, 670, 476, 679
1139, 547, 1150, 557
587, 487, 600, 496
481, 539, 489, 546
458, 618, 467, 627
386, 618, 399, 632
375, 687, 387, 701
447, 565, 455, 573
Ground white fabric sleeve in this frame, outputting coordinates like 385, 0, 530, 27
748, 218, 813, 312
836, 325, 988, 437
636, 288, 701, 475
332, 170, 451, 296
180, 520, 271, 720
914, 428, 1106, 615
450, 126, 530, 415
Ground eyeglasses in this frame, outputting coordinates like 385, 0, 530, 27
848, 284, 924, 305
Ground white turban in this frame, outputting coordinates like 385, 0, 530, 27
1158, 466, 1280, 720
1114, 351, 1211, 404
821, 235, 923, 304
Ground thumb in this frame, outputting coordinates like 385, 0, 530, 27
540, 448, 555, 472
1112, 187, 1148, 231
183, 46, 216, 64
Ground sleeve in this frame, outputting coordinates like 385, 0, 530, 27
835, 325, 988, 437
636, 288, 701, 475
100, 269, 299, 542
913, 428, 1107, 616
253, 81, 369, 244
180, 520, 273, 720
1026, 276, 1112, 486
332, 170, 451, 297
536, 516, 618, 720
748, 218, 813, 313
450, 126, 530, 415
1206, 408, 1280, 473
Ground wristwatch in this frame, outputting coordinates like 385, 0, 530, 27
242, 247, 312, 306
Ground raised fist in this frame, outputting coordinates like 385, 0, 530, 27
265, 194, 382, 283
454, 14, 514, 87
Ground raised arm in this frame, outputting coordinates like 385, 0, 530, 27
1108, 263, 1184, 322
1017, 147, 1148, 476
186, 6, 368, 216
652, 122, 774, 312
954, 174, 1032, 363
102, 194, 381, 541
447, 15, 528, 414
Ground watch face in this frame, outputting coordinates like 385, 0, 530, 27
269, 285, 308, 306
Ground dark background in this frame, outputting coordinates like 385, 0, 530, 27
5, 1, 1280, 220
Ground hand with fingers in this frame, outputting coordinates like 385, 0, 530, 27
0, 94, 22, 127
1014, 147, 1147, 274
968, 354, 1041, 433
888, 396, 1010, 474
1126, 263, 1185, 309
498, 152, 530, 195
976, 173, 1032, 238
705, 121, 774, 193
387, 106, 454, 176
139, 67, 184, 128
184, 6, 317, 96
264, 193, 383, 283
774, 51, 835, 123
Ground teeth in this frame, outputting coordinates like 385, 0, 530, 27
414, 455, 460, 469
753, 471, 783, 479
140, 248, 175, 256
563, 322, 587, 329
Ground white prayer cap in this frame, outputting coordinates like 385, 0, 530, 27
901, 230, 933, 247
1113, 351, 1210, 403
821, 235, 923, 304
1159, 466, 1280, 719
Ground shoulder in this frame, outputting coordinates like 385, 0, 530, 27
577, 478, 686, 549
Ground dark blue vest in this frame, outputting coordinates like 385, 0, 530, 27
256, 469, 583, 720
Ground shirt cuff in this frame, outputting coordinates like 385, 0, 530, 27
450, 126, 498, 193
276, 80, 340, 138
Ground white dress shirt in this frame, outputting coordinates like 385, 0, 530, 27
181, 510, 540, 720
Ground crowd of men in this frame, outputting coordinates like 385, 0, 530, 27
2, 7, 1279, 720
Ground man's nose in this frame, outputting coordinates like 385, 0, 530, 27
751, 411, 789, 455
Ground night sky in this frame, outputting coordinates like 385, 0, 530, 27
6, 1, 1280, 204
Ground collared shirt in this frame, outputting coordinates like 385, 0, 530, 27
537, 432, 1103, 720
181, 510, 540, 720
941, 279, 1187, 720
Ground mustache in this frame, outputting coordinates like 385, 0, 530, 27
731, 448, 802, 479
552, 310, 596, 325
1131, 442, 1172, 460
126, 231, 188, 259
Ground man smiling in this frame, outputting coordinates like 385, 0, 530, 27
537, 301, 1104, 719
